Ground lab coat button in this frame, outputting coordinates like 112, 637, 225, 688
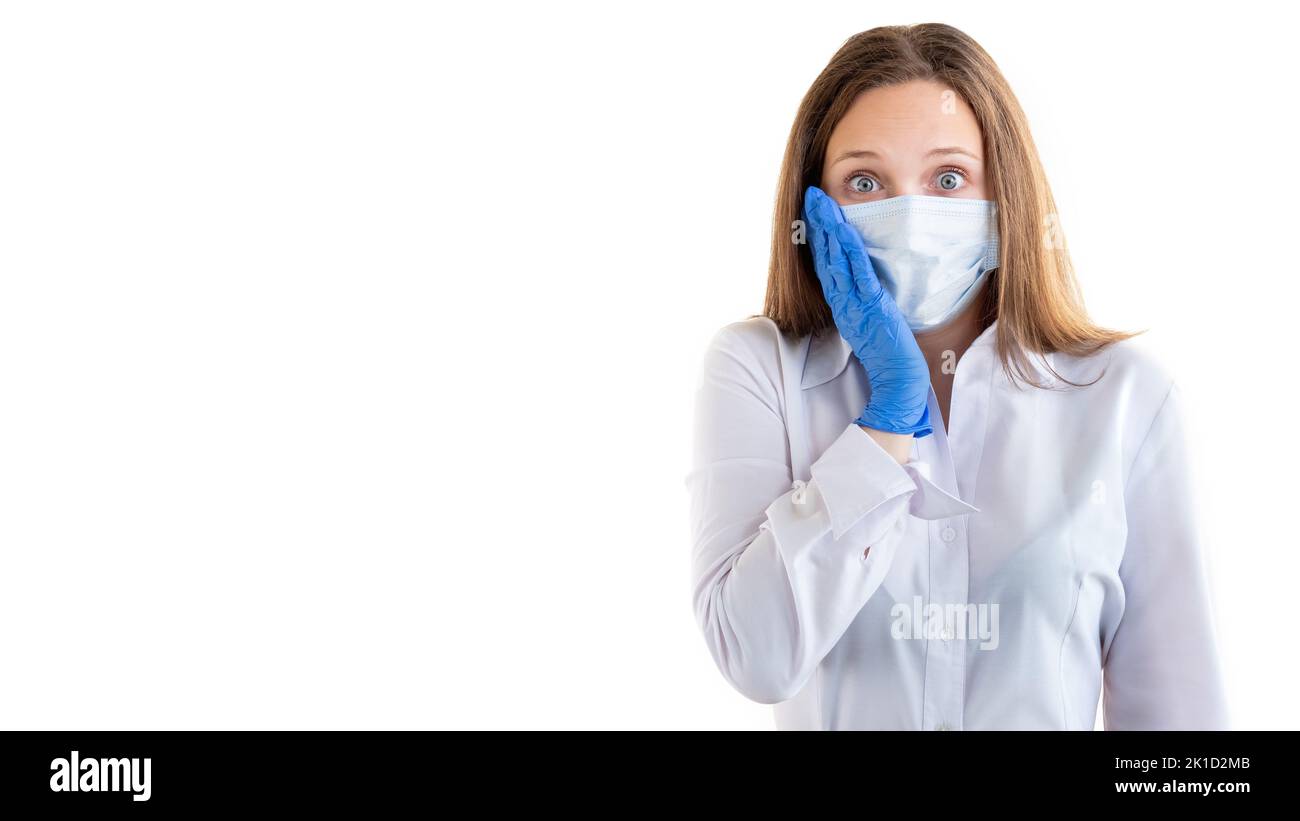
940, 526, 956, 543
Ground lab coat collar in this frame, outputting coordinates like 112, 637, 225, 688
800, 328, 854, 389
800, 320, 1005, 390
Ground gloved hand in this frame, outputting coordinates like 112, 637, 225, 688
803, 185, 933, 437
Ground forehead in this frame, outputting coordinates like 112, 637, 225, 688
826, 80, 983, 158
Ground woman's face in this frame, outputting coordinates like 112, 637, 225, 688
820, 79, 988, 206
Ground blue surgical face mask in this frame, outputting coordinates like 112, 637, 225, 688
839, 195, 999, 332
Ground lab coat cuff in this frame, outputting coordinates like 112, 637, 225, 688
809, 425, 919, 539
901, 461, 980, 520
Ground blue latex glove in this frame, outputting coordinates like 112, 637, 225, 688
803, 185, 933, 437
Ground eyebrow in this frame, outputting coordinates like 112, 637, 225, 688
829, 146, 982, 164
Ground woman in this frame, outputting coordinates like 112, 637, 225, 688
686, 24, 1228, 730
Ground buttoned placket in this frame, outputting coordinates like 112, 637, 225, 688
914, 342, 991, 732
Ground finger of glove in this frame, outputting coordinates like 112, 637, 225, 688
803, 191, 853, 307
803, 185, 845, 229
834, 220, 918, 338
832, 220, 885, 306
816, 223, 855, 311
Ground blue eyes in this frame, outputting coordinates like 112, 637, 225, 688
848, 175, 877, 194
937, 170, 963, 190
844, 167, 968, 196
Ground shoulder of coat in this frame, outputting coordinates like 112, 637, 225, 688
709, 315, 789, 359
1050, 332, 1176, 404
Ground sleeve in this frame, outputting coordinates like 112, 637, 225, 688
686, 325, 976, 704
1103, 382, 1230, 729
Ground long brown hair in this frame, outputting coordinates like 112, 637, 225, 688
764, 23, 1133, 387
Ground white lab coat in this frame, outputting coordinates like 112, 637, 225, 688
686, 316, 1228, 730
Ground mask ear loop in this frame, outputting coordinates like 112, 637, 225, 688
982, 204, 1001, 276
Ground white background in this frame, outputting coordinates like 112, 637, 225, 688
1, 1, 1295, 730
